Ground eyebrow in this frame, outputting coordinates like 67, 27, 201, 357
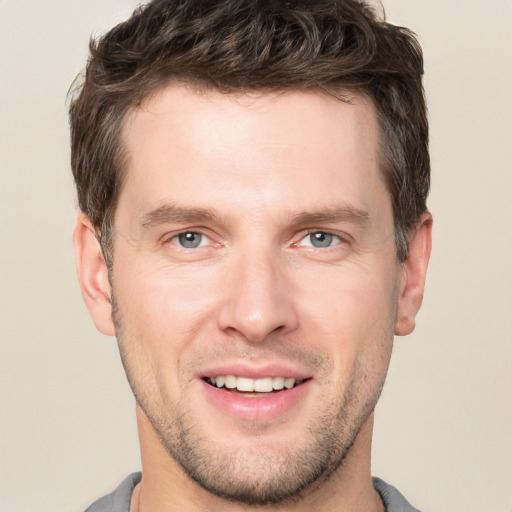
289, 206, 371, 229
140, 203, 222, 230
140, 203, 371, 231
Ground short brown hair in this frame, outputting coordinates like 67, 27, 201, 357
69, 0, 429, 262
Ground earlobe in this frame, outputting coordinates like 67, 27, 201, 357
394, 212, 433, 336
73, 213, 116, 336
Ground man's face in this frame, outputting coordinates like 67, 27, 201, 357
99, 86, 407, 503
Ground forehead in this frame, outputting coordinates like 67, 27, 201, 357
118, 84, 387, 227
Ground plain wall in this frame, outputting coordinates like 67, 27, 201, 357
0, 1, 510, 511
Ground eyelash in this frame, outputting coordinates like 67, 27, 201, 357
294, 230, 348, 249
163, 229, 348, 251
164, 230, 213, 249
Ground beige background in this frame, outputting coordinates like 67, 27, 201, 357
1, 1, 511, 511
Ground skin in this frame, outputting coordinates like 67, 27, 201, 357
74, 85, 432, 512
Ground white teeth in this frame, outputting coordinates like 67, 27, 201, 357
237, 377, 255, 392
284, 378, 295, 389
254, 377, 273, 392
272, 377, 285, 390
208, 375, 300, 392
224, 375, 237, 389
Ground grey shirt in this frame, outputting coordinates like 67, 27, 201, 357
84, 472, 421, 512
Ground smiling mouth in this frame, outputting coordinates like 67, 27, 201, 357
202, 376, 309, 394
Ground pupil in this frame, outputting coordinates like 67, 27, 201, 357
178, 232, 201, 248
312, 232, 332, 248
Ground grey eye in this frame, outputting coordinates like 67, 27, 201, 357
309, 232, 334, 248
177, 232, 204, 248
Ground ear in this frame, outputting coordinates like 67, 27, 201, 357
394, 212, 433, 336
73, 213, 115, 336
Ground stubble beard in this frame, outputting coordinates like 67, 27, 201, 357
149, 385, 382, 506
111, 295, 387, 506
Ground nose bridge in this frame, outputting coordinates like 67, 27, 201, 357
217, 243, 298, 342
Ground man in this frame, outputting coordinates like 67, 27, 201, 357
70, 0, 432, 511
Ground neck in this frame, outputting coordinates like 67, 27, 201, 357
132, 404, 383, 512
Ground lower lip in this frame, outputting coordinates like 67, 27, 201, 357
199, 379, 313, 422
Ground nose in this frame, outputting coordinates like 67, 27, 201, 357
216, 248, 299, 343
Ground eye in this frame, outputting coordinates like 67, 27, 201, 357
171, 231, 210, 249
299, 231, 342, 248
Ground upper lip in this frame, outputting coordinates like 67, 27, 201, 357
196, 363, 312, 380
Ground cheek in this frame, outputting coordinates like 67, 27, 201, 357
299, 263, 397, 331
111, 265, 222, 405
296, 264, 397, 373
113, 261, 222, 350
